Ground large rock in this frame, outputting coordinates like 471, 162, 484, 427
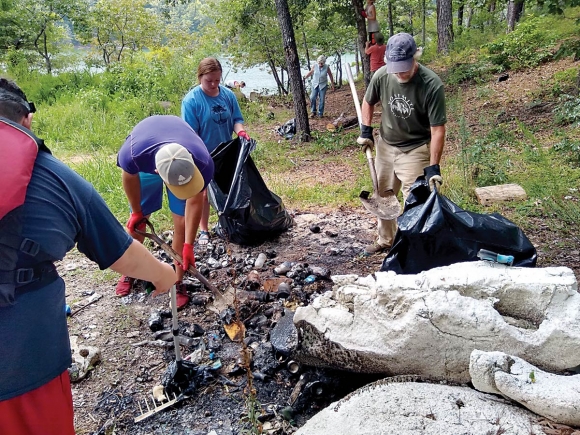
295, 380, 546, 435
470, 350, 580, 427
292, 262, 580, 383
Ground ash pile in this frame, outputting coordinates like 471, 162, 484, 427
121, 233, 379, 435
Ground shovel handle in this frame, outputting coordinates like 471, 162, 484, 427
345, 63, 363, 129
134, 219, 222, 300
365, 147, 380, 194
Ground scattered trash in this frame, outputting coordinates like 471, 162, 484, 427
276, 118, 296, 139
254, 253, 268, 269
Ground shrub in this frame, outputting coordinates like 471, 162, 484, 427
553, 94, 580, 124
485, 16, 555, 70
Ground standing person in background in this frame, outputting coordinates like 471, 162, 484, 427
365, 32, 386, 76
303, 55, 335, 118
225, 79, 246, 90
116, 115, 214, 309
361, 0, 379, 43
0, 78, 177, 435
181, 57, 249, 246
357, 33, 446, 256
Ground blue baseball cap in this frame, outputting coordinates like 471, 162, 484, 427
385, 33, 417, 74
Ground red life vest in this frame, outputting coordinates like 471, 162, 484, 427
0, 117, 56, 306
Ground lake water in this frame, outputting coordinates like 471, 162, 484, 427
220, 53, 358, 95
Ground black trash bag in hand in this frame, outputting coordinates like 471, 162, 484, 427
207, 137, 293, 245
381, 178, 537, 274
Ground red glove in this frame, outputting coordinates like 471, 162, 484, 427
238, 130, 250, 141
126, 211, 145, 232
361, 10, 367, 18
181, 243, 195, 270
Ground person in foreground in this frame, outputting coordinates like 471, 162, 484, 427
0, 77, 178, 435
181, 57, 249, 246
357, 32, 447, 256
303, 55, 335, 118
116, 115, 215, 308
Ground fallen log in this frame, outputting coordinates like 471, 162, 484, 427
474, 183, 527, 206
326, 114, 358, 132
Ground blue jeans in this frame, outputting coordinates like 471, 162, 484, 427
310, 85, 327, 116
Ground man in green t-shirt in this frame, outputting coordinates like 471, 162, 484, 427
357, 32, 447, 256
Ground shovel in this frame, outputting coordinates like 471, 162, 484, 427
134, 219, 227, 306
344, 63, 401, 220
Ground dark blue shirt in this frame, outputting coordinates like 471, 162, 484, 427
0, 151, 132, 401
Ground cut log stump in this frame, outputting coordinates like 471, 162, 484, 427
326, 114, 358, 132
474, 184, 527, 206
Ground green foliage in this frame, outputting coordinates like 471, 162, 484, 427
553, 94, 580, 124
554, 36, 580, 60
553, 137, 580, 164
443, 61, 498, 86
550, 67, 579, 95
486, 17, 556, 70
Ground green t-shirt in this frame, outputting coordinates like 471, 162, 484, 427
365, 64, 447, 151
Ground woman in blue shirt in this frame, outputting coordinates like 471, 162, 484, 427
181, 57, 249, 245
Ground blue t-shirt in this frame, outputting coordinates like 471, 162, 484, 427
0, 151, 133, 401
116, 115, 214, 189
181, 85, 244, 153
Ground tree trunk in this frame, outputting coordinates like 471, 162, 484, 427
355, 39, 360, 76
334, 52, 342, 89
466, 6, 473, 27
352, 0, 371, 87
507, 0, 525, 32
422, 0, 426, 46
274, 0, 310, 141
437, 0, 454, 53
34, 28, 52, 74
302, 29, 311, 70
457, 2, 464, 28
388, 1, 394, 37
268, 57, 287, 95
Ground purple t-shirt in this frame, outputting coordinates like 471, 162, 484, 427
117, 115, 214, 189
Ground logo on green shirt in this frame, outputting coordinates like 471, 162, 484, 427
389, 94, 414, 119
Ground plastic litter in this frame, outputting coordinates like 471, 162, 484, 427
381, 179, 537, 274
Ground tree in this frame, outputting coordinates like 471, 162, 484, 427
208, 0, 290, 94
87, 0, 163, 65
351, 0, 371, 87
0, 0, 89, 73
507, 0, 525, 32
436, 0, 453, 53
274, 0, 310, 141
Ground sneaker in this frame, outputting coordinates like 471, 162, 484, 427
115, 275, 135, 297
310, 112, 316, 118
174, 282, 190, 310
363, 242, 390, 256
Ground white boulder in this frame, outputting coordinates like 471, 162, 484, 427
293, 262, 580, 383
295, 380, 546, 435
470, 349, 580, 427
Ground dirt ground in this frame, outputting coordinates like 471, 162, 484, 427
65, 62, 580, 435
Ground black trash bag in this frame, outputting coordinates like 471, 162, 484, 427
381, 178, 537, 274
276, 118, 296, 140
208, 137, 293, 245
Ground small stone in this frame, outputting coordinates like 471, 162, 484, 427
309, 224, 321, 233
